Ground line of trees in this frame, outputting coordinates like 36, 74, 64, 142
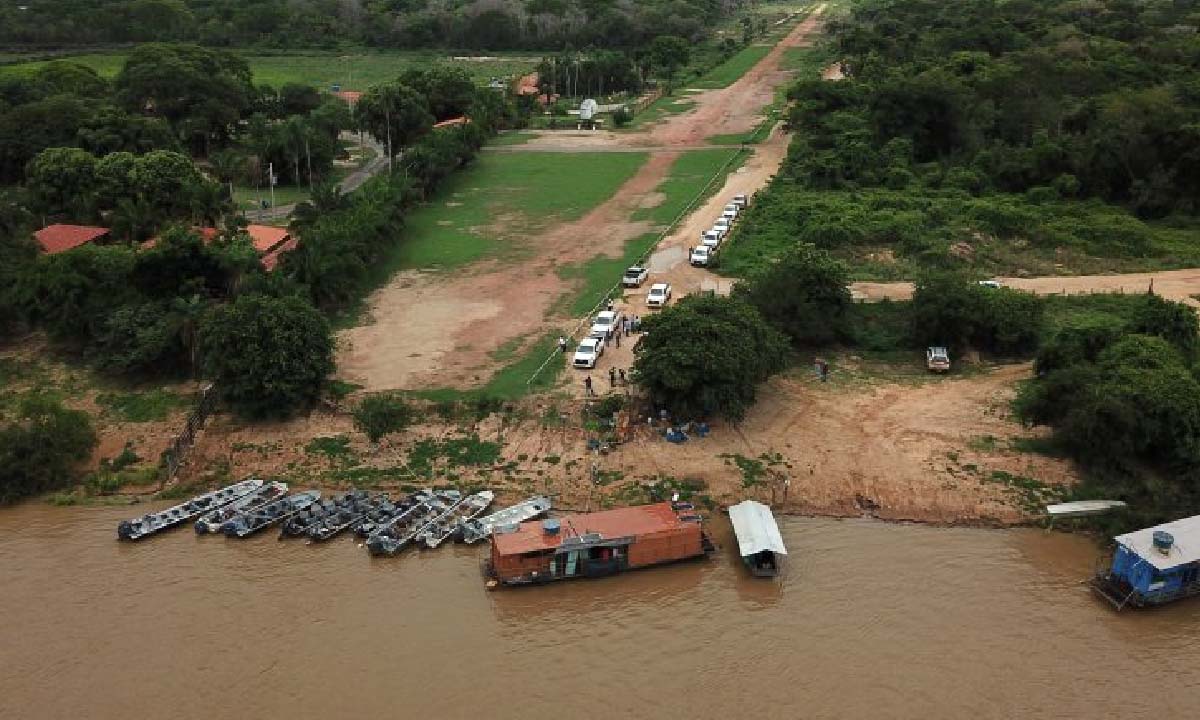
0, 0, 736, 51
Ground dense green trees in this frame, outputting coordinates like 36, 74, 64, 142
735, 244, 852, 347
1, 0, 729, 51
0, 394, 97, 505
633, 295, 789, 422
910, 273, 1043, 355
356, 84, 435, 160
198, 293, 335, 418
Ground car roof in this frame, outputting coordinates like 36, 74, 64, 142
650, 283, 669, 290
597, 310, 616, 318
625, 266, 644, 273
929, 346, 948, 354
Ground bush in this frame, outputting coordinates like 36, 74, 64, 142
353, 394, 415, 443
735, 243, 851, 347
0, 394, 97, 504
911, 272, 1043, 355
198, 293, 335, 418
612, 107, 632, 128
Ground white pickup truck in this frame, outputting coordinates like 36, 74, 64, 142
690, 245, 712, 266
622, 266, 649, 288
590, 310, 620, 339
646, 282, 672, 308
732, 193, 749, 209
573, 337, 605, 369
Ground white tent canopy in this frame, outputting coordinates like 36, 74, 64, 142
728, 500, 787, 558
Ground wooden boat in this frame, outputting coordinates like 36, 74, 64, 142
221, 491, 321, 538
307, 492, 391, 542
355, 490, 431, 538
421, 490, 495, 548
1046, 500, 1127, 518
365, 490, 459, 557
279, 490, 364, 538
194, 481, 289, 534
460, 495, 551, 544
117, 478, 263, 541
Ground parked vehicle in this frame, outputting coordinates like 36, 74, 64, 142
721, 209, 737, 222
591, 310, 620, 339
732, 193, 749, 208
118, 478, 263, 540
723, 203, 740, 217
978, 279, 1002, 289
926, 346, 951, 373
573, 338, 605, 368
622, 266, 649, 288
708, 226, 727, 241
713, 217, 731, 232
647, 282, 672, 308
700, 232, 721, 250
690, 245, 712, 266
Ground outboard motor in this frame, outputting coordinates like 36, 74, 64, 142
1153, 530, 1175, 555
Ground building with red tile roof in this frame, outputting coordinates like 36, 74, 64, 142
333, 90, 362, 105
260, 237, 298, 272
33, 224, 109, 255
245, 224, 291, 255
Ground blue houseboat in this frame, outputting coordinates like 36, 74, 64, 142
1090, 514, 1200, 610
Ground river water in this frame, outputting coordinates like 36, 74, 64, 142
1, 502, 1197, 719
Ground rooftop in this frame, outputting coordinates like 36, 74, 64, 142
1115, 514, 1200, 570
260, 237, 298, 272
493, 502, 691, 556
34, 224, 109, 254
246, 225, 290, 254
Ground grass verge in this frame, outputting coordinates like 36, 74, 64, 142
692, 45, 773, 88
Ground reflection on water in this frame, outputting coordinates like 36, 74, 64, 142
1, 503, 1199, 719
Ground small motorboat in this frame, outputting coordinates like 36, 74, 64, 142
279, 490, 363, 538
117, 478, 263, 541
307, 493, 391, 542
355, 491, 430, 538
365, 490, 459, 557
460, 495, 551, 544
222, 491, 321, 538
1046, 500, 1128, 518
421, 490, 495, 549
194, 481, 289, 534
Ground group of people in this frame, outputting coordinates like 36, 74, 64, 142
582, 366, 629, 397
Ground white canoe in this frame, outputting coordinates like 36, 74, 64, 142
1046, 500, 1127, 518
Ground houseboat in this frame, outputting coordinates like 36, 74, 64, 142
728, 500, 787, 578
487, 502, 709, 586
1090, 514, 1200, 610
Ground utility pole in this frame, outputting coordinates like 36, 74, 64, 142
268, 162, 276, 210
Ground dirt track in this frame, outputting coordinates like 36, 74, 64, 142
853, 269, 1200, 307
338, 7, 827, 392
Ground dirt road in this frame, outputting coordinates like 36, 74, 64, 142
853, 269, 1200, 306
338, 7, 827, 392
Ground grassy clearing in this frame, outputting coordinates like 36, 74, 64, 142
365, 150, 647, 283
490, 131, 537, 146
555, 148, 745, 316
623, 96, 697, 130
95, 389, 186, 422
417, 331, 565, 401
692, 45, 773, 88
0, 51, 536, 89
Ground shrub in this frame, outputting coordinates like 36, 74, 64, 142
353, 394, 415, 443
612, 107, 632, 127
735, 243, 851, 347
0, 394, 97, 504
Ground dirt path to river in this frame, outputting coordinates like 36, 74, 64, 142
337, 7, 827, 392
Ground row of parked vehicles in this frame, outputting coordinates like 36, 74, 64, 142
691, 193, 749, 267
572, 193, 752, 370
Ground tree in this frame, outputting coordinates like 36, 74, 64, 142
735, 243, 851, 346
115, 43, 253, 154
353, 394, 415, 443
356, 83, 434, 164
25, 147, 98, 219
0, 393, 97, 504
398, 66, 476, 121
198, 293, 335, 418
648, 35, 691, 84
633, 295, 788, 421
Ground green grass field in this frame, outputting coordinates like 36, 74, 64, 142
692, 45, 773, 88
556, 148, 745, 316
0, 50, 536, 90
376, 150, 648, 274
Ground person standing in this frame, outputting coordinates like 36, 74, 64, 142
558, 336, 567, 353
606, 298, 614, 312
584, 375, 594, 397
609, 367, 616, 387
614, 331, 621, 348
618, 368, 626, 385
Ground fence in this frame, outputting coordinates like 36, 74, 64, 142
525, 146, 750, 387
160, 382, 218, 482
630, 87, 665, 115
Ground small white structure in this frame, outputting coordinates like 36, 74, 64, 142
578, 98, 600, 130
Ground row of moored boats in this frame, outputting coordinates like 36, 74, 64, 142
117, 478, 551, 554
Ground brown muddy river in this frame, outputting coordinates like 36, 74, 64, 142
1, 503, 1198, 719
